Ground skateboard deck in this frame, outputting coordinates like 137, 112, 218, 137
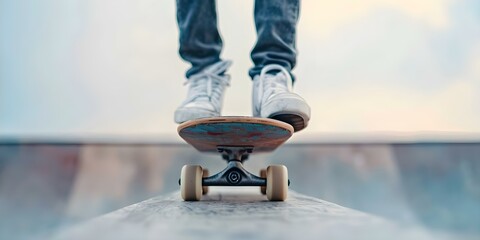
178, 116, 294, 153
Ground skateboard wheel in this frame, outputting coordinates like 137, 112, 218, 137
260, 169, 267, 195
202, 169, 209, 195
266, 165, 288, 201
180, 165, 203, 201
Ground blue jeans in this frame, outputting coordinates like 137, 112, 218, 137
176, 0, 299, 81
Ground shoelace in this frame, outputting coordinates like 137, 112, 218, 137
183, 61, 232, 111
256, 64, 293, 108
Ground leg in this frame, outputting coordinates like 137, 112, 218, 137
249, 0, 300, 81
249, 0, 309, 131
176, 0, 223, 78
174, 0, 231, 123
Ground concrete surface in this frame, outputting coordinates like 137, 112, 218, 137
52, 188, 451, 240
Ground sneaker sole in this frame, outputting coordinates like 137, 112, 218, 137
270, 113, 307, 132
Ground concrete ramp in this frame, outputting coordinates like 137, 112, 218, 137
53, 188, 446, 240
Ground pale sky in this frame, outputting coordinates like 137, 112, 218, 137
1, 0, 479, 139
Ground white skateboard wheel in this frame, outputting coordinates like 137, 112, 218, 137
180, 165, 203, 201
266, 165, 288, 201
260, 169, 267, 195
202, 169, 209, 195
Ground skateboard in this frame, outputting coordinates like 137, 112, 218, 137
178, 116, 293, 201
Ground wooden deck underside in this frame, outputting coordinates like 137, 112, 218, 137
178, 117, 294, 153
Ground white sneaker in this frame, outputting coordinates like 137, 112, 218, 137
174, 60, 232, 123
252, 64, 311, 132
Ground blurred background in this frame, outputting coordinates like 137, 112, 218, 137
0, 0, 479, 239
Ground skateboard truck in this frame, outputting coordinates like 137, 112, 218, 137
178, 145, 291, 187
202, 146, 266, 186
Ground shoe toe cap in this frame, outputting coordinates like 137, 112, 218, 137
261, 93, 311, 120
174, 102, 219, 123
182, 101, 216, 112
